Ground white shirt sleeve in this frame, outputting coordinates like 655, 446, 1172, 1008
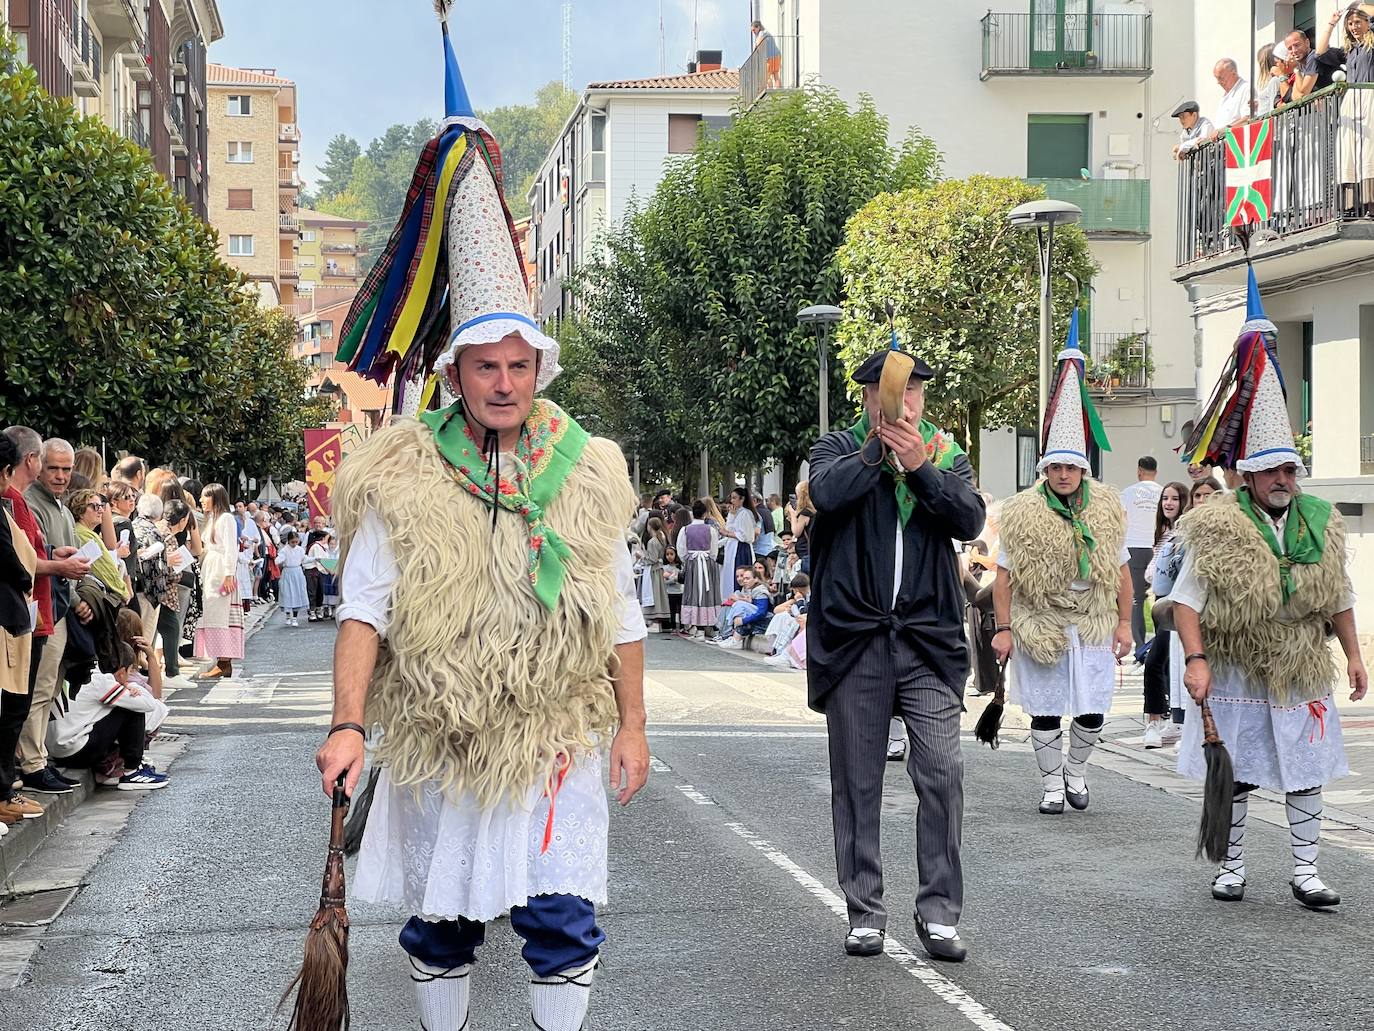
335, 509, 399, 638
613, 535, 648, 645
1169, 549, 1208, 613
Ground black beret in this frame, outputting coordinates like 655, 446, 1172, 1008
1171, 100, 1200, 117
851, 349, 935, 385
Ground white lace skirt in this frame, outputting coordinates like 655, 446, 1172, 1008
352, 749, 609, 922
1009, 624, 1117, 718
1178, 669, 1349, 793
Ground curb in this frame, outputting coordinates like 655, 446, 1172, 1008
0, 773, 94, 896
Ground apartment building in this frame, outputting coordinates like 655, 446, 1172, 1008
296, 207, 368, 298
1171, 0, 1374, 634
7, 0, 223, 220
743, 1, 1192, 496
527, 59, 738, 323
206, 62, 301, 309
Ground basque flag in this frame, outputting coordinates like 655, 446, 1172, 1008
1224, 118, 1273, 226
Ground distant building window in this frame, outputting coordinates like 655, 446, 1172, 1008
227, 95, 252, 116
578, 111, 607, 185
300, 257, 315, 267
228, 234, 254, 256
321, 321, 334, 339
302, 230, 316, 242
227, 188, 253, 210
227, 141, 253, 163
668, 113, 703, 154
14, 32, 28, 65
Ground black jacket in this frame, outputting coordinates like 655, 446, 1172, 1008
804, 429, 985, 712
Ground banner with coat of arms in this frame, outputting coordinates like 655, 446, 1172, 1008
1224, 118, 1273, 226
304, 429, 341, 521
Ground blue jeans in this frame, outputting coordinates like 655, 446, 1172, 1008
398, 893, 604, 977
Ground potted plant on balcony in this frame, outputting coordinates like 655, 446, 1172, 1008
1087, 335, 1153, 397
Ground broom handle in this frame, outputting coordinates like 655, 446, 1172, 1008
1199, 698, 1220, 746
330, 774, 349, 851
993, 659, 1007, 704
319, 775, 350, 907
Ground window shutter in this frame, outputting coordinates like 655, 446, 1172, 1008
227, 189, 253, 210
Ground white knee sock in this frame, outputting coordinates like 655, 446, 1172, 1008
531, 956, 597, 1031
1215, 790, 1248, 887
409, 955, 472, 1030
1063, 719, 1101, 793
1030, 727, 1065, 804
1286, 787, 1327, 893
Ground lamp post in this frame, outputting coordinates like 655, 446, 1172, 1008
797, 304, 843, 435
1008, 199, 1082, 435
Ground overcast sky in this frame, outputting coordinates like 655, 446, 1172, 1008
210, 1, 748, 181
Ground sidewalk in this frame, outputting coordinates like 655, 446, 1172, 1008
0, 599, 277, 901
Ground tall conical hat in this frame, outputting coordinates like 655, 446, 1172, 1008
334, 1, 558, 412
1183, 265, 1303, 475
1037, 309, 1112, 474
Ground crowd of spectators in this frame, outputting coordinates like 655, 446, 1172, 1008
0, 426, 330, 834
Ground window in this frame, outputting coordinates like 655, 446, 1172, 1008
299, 257, 315, 267
227, 189, 253, 210
228, 235, 254, 256
668, 113, 703, 154
578, 111, 606, 184
302, 229, 316, 242
226, 95, 252, 116
1016, 430, 1039, 491
1027, 114, 1090, 179
321, 321, 334, 339
227, 141, 253, 163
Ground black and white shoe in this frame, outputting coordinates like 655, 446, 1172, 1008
915, 915, 967, 963
844, 927, 885, 956
1291, 878, 1340, 909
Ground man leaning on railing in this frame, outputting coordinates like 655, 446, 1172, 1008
1171, 101, 1215, 161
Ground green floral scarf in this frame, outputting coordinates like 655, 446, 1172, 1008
420, 398, 589, 611
1040, 479, 1096, 579
1235, 487, 1330, 602
849, 413, 965, 527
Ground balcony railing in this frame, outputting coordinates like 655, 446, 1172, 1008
740, 33, 799, 110
278, 169, 300, 188
981, 12, 1152, 79
279, 122, 300, 143
280, 260, 300, 279
321, 243, 358, 253
323, 266, 360, 280
1085, 331, 1151, 392
124, 114, 148, 150
1176, 84, 1374, 270
1025, 178, 1150, 236
71, 17, 101, 95
279, 212, 300, 233
167, 95, 185, 138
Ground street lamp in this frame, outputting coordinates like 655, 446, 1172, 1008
797, 304, 843, 435
1008, 199, 1082, 436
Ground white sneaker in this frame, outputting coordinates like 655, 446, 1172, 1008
718, 636, 743, 650
1142, 721, 1164, 749
1160, 721, 1183, 744
764, 651, 792, 667
886, 740, 906, 762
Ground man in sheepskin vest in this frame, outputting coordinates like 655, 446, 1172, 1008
993, 313, 1134, 817
807, 337, 986, 964
314, 10, 648, 1028
1174, 269, 1367, 909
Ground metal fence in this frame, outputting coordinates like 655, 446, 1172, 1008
740, 34, 799, 109
1176, 83, 1374, 266
981, 12, 1152, 76
125, 115, 148, 149
1025, 178, 1150, 234
1087, 331, 1151, 390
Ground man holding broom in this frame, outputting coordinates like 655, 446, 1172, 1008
312, 7, 648, 1029
1172, 269, 1366, 909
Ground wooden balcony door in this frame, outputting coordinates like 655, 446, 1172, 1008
1030, 0, 1093, 69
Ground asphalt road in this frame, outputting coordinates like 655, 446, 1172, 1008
2, 619, 1372, 1031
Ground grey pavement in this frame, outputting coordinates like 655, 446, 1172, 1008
0, 616, 1372, 1030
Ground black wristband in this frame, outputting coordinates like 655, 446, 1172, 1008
328, 722, 367, 739
994, 624, 1012, 634
1184, 652, 1207, 665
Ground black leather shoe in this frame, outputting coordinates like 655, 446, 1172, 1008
844, 929, 885, 956
1039, 795, 1064, 815
915, 915, 967, 963
48, 766, 80, 787
1065, 784, 1089, 811
1291, 881, 1340, 909
21, 768, 74, 794
1211, 879, 1245, 902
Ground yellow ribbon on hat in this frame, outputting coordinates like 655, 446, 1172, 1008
382, 133, 470, 363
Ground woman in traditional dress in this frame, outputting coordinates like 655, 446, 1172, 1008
193, 484, 243, 680
276, 532, 309, 627
639, 517, 671, 631
718, 486, 758, 598
677, 499, 721, 638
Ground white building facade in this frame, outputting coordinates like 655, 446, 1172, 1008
528, 65, 738, 324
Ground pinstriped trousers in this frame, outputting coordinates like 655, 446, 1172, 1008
825, 631, 964, 929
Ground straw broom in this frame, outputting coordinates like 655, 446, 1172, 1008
1195, 699, 1234, 863
281, 775, 352, 1031
973, 661, 1007, 749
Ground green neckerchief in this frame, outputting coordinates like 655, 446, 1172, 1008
849, 413, 965, 527
1040, 479, 1096, 579
1235, 487, 1330, 602
420, 397, 590, 611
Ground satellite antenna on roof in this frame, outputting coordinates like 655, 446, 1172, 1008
562, 1, 573, 90
659, 0, 667, 75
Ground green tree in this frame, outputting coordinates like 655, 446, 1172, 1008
836, 175, 1098, 473
0, 31, 248, 459
566, 88, 940, 485
479, 81, 577, 218
314, 133, 362, 205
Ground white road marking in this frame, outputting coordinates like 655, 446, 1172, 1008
722, 822, 1015, 1031
648, 756, 673, 773
648, 730, 829, 738
675, 785, 717, 806
201, 678, 278, 705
